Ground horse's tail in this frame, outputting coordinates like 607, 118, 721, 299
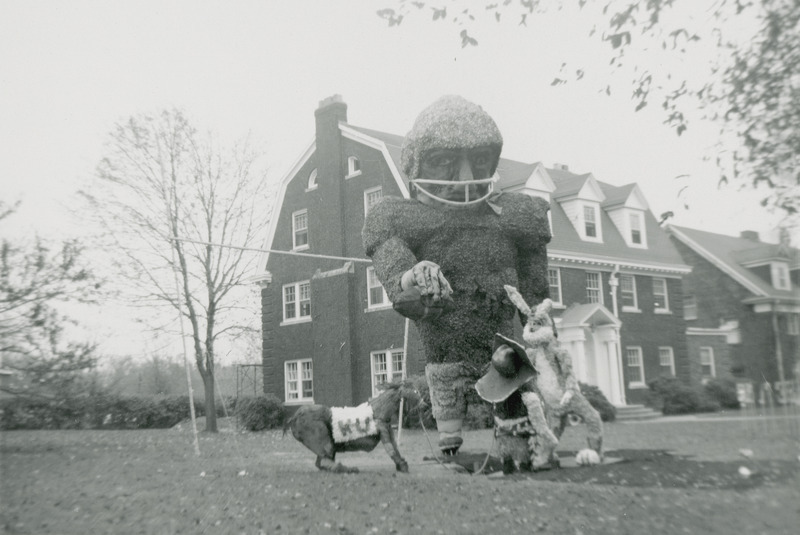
282, 411, 297, 438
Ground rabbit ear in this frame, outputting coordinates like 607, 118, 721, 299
536, 298, 553, 316
504, 284, 532, 316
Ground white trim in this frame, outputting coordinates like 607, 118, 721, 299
282, 280, 312, 323
620, 273, 638, 311
366, 266, 390, 309
306, 168, 318, 191
666, 225, 767, 296
292, 208, 309, 251
346, 155, 362, 179
340, 125, 410, 198
658, 346, 676, 376
699, 346, 716, 381
581, 203, 603, 243
770, 261, 791, 290
628, 211, 647, 248
547, 267, 563, 306
370, 349, 405, 397
625, 346, 646, 388
585, 271, 604, 305
652, 277, 670, 313
285, 358, 314, 403
547, 250, 691, 275
256, 140, 315, 274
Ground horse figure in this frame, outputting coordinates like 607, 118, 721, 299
285, 380, 422, 473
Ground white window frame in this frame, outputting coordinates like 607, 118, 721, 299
652, 277, 670, 313
586, 271, 603, 304
626, 346, 646, 388
366, 266, 390, 310
292, 209, 309, 251
771, 262, 790, 291
629, 211, 646, 248
370, 349, 405, 397
684, 295, 698, 320
364, 186, 383, 217
700, 347, 716, 382
548, 268, 563, 306
620, 274, 639, 312
582, 204, 601, 242
306, 168, 318, 191
658, 346, 675, 376
282, 281, 311, 324
346, 156, 362, 178
285, 359, 313, 403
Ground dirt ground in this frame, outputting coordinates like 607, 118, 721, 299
2, 410, 799, 534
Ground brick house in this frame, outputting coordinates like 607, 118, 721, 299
666, 226, 800, 404
253, 96, 692, 410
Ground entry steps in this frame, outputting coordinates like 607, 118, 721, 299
614, 404, 662, 421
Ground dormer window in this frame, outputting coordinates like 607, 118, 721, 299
307, 168, 318, 190
584, 206, 596, 237
771, 262, 790, 290
629, 212, 646, 247
346, 156, 362, 178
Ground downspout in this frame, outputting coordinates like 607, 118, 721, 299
608, 265, 626, 405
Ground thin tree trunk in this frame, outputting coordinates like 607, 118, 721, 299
203, 369, 218, 432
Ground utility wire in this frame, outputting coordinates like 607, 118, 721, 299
169, 237, 373, 264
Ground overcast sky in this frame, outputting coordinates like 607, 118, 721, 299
0, 1, 783, 359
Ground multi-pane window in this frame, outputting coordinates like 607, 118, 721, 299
684, 295, 698, 320
586, 272, 603, 304
283, 281, 311, 322
366, 267, 389, 308
626, 347, 645, 386
583, 205, 597, 238
371, 349, 405, 396
620, 274, 638, 310
700, 347, 715, 380
364, 186, 383, 216
285, 359, 313, 402
653, 278, 669, 311
629, 212, 643, 245
659, 347, 675, 376
292, 209, 309, 250
548, 268, 562, 305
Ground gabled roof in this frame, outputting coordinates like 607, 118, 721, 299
559, 302, 621, 329
600, 183, 649, 211
348, 125, 688, 273
667, 225, 799, 299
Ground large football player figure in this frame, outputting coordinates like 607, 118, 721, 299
362, 96, 551, 455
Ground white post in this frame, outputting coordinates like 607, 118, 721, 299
397, 318, 410, 445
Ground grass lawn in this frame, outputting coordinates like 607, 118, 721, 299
2, 412, 799, 534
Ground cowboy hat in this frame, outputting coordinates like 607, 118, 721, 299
475, 334, 536, 403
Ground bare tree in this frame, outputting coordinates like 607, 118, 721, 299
82, 110, 269, 432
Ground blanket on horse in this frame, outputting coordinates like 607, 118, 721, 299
330, 402, 378, 443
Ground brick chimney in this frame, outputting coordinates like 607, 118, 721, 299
313, 95, 348, 257
740, 230, 760, 241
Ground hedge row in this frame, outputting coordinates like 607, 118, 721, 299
0, 394, 287, 431
646, 376, 741, 415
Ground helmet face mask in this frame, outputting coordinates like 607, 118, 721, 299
412, 146, 500, 207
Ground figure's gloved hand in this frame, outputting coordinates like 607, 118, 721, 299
400, 261, 453, 302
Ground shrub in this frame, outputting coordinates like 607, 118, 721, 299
703, 378, 741, 409
235, 395, 286, 431
647, 376, 721, 415
579, 382, 617, 422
